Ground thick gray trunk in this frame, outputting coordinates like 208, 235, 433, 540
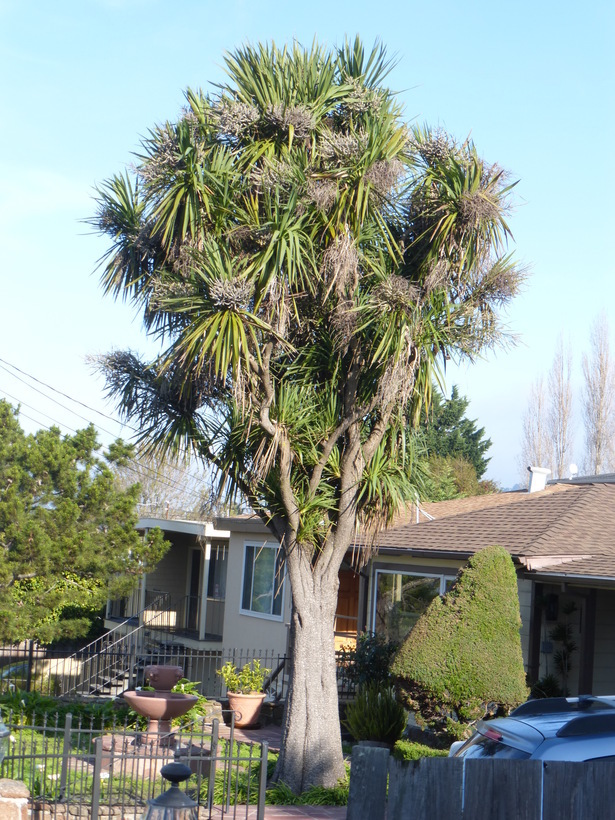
274, 571, 346, 792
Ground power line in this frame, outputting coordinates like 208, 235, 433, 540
0, 382, 212, 509
0, 358, 216, 492
0, 356, 138, 434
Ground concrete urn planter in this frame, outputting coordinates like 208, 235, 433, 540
227, 692, 266, 728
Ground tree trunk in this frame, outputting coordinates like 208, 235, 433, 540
273, 567, 346, 792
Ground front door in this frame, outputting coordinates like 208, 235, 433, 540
335, 570, 360, 650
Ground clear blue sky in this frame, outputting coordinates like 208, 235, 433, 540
1, 0, 613, 488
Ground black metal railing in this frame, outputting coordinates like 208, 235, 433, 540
0, 709, 268, 820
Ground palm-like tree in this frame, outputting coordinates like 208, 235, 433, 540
92, 38, 522, 791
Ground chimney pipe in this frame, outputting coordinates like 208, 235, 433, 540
527, 465, 551, 493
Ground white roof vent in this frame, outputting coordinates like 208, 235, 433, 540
527, 465, 551, 493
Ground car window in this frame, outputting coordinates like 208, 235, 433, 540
455, 734, 531, 760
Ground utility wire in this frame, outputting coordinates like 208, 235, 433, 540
0, 356, 138, 434
0, 381, 211, 509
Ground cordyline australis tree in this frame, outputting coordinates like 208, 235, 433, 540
91, 38, 523, 791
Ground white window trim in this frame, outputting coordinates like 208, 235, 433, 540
370, 568, 455, 633
239, 541, 285, 621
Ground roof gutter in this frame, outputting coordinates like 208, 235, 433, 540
516, 554, 592, 571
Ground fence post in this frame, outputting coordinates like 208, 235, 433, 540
225, 713, 235, 813
90, 736, 103, 820
128, 632, 137, 690
256, 741, 269, 820
206, 719, 219, 811
59, 713, 72, 800
25, 641, 34, 693
347, 745, 389, 820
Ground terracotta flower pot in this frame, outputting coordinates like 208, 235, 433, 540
227, 692, 266, 728
144, 664, 183, 691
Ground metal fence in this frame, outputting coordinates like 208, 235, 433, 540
0, 643, 291, 701
0, 709, 268, 820
0, 642, 357, 701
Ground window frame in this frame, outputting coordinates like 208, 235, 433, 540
239, 541, 285, 621
370, 566, 456, 639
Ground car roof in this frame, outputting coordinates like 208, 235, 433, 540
509, 696, 615, 738
475, 696, 615, 751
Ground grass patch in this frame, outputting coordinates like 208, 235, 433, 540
392, 740, 449, 761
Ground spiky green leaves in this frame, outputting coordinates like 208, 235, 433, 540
93, 38, 521, 561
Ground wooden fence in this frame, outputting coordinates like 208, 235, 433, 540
348, 746, 615, 819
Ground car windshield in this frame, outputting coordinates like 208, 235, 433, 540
455, 734, 531, 760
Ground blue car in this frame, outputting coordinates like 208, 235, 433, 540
450, 696, 615, 761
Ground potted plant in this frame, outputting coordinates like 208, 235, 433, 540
217, 660, 270, 727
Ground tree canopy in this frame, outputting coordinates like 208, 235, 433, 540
423, 385, 491, 477
419, 384, 495, 500
0, 401, 167, 644
91, 38, 522, 790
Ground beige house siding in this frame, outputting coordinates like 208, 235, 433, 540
145, 532, 195, 600
221, 528, 291, 657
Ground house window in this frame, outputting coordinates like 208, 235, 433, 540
241, 543, 284, 618
207, 541, 228, 600
372, 570, 453, 643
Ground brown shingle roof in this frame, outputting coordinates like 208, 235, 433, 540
370, 483, 615, 580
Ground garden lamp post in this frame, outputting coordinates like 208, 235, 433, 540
141, 760, 198, 820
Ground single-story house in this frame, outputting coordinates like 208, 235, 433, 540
107, 469, 615, 697
105, 516, 292, 658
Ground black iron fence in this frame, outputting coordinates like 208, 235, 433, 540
0, 643, 357, 701
0, 709, 268, 820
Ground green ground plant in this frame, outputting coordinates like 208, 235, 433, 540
392, 740, 449, 761
343, 683, 407, 745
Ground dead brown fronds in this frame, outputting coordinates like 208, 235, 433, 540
321, 231, 359, 299
260, 274, 290, 338
376, 328, 419, 409
215, 99, 260, 137
458, 191, 500, 230
423, 260, 450, 295
306, 177, 338, 211
264, 103, 315, 138
373, 275, 420, 312
364, 158, 405, 196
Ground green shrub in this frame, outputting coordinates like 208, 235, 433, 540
392, 740, 449, 761
342, 683, 407, 745
391, 545, 528, 735
530, 673, 563, 699
340, 632, 399, 687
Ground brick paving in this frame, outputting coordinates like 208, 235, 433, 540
211, 808, 346, 819
216, 721, 284, 751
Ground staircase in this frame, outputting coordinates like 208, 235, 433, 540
62, 594, 185, 697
